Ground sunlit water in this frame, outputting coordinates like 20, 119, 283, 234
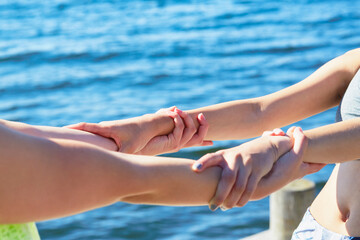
1, 0, 359, 239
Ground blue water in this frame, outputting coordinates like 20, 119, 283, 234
1, 0, 359, 239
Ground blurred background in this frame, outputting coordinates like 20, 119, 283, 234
1, 0, 359, 239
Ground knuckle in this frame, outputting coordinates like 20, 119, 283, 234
188, 125, 197, 134
178, 120, 185, 128
171, 142, 180, 150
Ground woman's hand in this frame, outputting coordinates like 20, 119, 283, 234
252, 127, 325, 200
66, 107, 212, 155
192, 130, 293, 211
136, 107, 213, 155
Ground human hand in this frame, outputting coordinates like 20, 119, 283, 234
136, 107, 213, 155
192, 129, 293, 211
252, 127, 325, 200
66, 107, 212, 155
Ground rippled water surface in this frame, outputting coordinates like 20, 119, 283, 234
1, 0, 359, 239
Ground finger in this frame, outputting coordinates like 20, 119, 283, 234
169, 114, 185, 148
64, 123, 81, 129
168, 106, 177, 112
292, 127, 306, 155
157, 107, 179, 120
156, 106, 177, 114
222, 166, 249, 209
176, 109, 197, 146
198, 140, 214, 147
165, 111, 178, 119
269, 135, 293, 158
209, 167, 237, 210
184, 113, 210, 147
286, 126, 297, 138
262, 130, 275, 137
65, 122, 111, 138
192, 153, 224, 172
294, 162, 325, 180
237, 174, 261, 207
273, 128, 285, 136
301, 163, 326, 175
271, 127, 304, 164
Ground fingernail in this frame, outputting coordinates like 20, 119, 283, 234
199, 113, 206, 120
220, 206, 229, 211
175, 108, 182, 114
192, 162, 203, 171
209, 204, 219, 211
294, 127, 302, 136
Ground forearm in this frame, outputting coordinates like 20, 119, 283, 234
119, 155, 221, 206
251, 117, 360, 200
0, 125, 220, 223
146, 100, 264, 141
152, 49, 360, 141
303, 118, 360, 164
0, 119, 117, 151
252, 168, 295, 200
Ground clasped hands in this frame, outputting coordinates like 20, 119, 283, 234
67, 107, 324, 211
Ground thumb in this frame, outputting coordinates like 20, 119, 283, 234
268, 135, 293, 159
65, 122, 112, 138
282, 127, 307, 164
301, 163, 326, 175
192, 153, 225, 173
292, 127, 306, 155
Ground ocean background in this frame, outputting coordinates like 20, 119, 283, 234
0, 0, 359, 239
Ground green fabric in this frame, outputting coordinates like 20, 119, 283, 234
0, 223, 40, 240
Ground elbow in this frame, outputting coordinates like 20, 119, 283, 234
343, 48, 360, 76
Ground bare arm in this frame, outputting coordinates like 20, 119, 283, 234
0, 124, 220, 224
192, 49, 360, 140
302, 117, 360, 164
0, 119, 117, 151
145, 49, 360, 140
74, 49, 360, 143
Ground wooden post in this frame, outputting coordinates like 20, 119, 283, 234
269, 179, 315, 240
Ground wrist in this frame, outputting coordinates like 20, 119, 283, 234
140, 113, 175, 137
266, 135, 292, 163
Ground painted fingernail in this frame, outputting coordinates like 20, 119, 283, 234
220, 206, 229, 211
192, 162, 203, 171
209, 204, 219, 211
